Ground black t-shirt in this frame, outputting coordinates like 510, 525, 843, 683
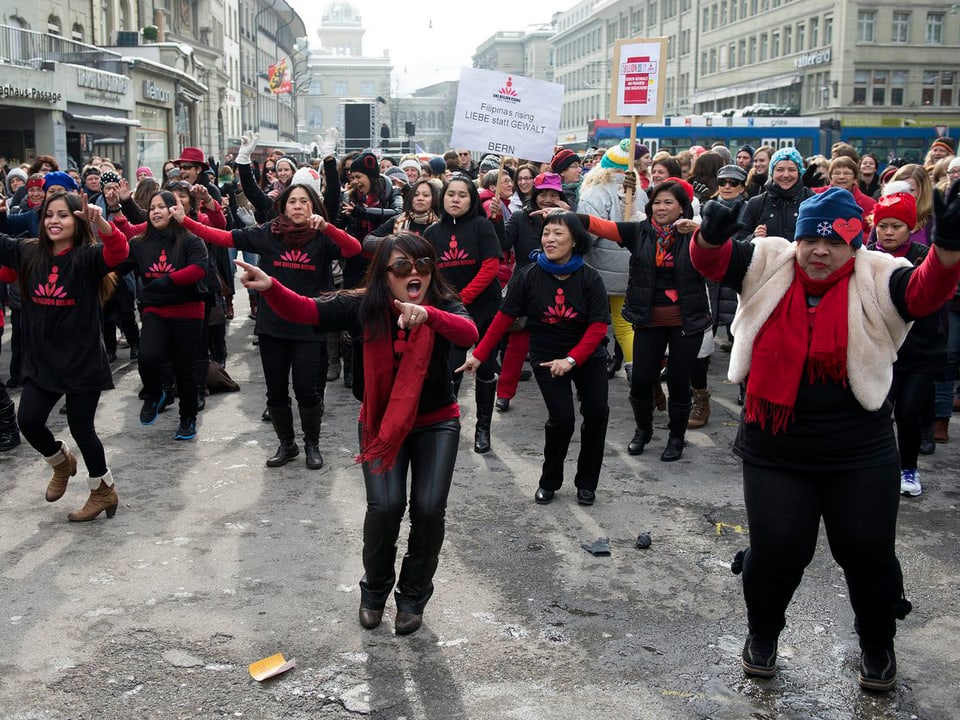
307, 294, 471, 411
734, 376, 899, 471
0, 236, 114, 393
231, 225, 340, 341
424, 216, 502, 323
120, 231, 209, 306
501, 262, 610, 363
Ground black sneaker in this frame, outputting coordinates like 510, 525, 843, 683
858, 647, 897, 692
140, 397, 161, 425
174, 418, 197, 441
741, 633, 778, 677
157, 389, 174, 414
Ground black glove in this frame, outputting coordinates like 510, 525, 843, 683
932, 181, 960, 252
700, 199, 744, 246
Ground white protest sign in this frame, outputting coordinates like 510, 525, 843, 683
610, 38, 668, 122
451, 68, 563, 162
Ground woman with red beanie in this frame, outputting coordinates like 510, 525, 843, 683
691, 184, 960, 691
235, 232, 477, 636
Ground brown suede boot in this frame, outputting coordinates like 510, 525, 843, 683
688, 388, 711, 429
934, 418, 949, 444
68, 471, 119, 522
44, 441, 78, 502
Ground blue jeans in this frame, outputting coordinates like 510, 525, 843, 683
934, 309, 960, 418
227, 248, 259, 295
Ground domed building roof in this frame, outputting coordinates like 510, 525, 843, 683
321, 2, 362, 27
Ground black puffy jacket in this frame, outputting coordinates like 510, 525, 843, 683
735, 180, 813, 242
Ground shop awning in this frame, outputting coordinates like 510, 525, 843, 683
65, 113, 141, 127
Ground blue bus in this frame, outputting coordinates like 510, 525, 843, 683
588, 117, 959, 165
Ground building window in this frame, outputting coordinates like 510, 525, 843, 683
783, 26, 792, 54
72, 23, 83, 42
731, 0, 738, 23
701, 51, 708, 75
335, 81, 348, 96
709, 48, 717, 73
857, 11, 875, 42
892, 12, 910, 43
681, 29, 691, 55
797, 22, 805, 50
710, 3, 717, 29
810, 17, 819, 47
728, 43, 737, 68
649, 2, 658, 26
772, 31, 780, 57
760, 33, 768, 60
749, 36, 757, 63
925, 12, 944, 44
853, 70, 869, 105
872, 70, 887, 105
923, 70, 954, 105
360, 81, 374, 96
891, 71, 907, 105
824, 16, 832, 45
721, 1, 728, 25
738, 39, 746, 66
47, 14, 61, 35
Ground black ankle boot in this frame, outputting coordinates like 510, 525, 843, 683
660, 435, 685, 462
627, 428, 652, 455
474, 375, 497, 454
298, 403, 324, 470
266, 405, 299, 467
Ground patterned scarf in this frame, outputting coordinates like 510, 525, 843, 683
652, 222, 676, 267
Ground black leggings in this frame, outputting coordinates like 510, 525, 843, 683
888, 370, 934, 471
139, 313, 203, 420
533, 354, 609, 492
18, 381, 107, 476
257, 334, 327, 409
741, 460, 904, 649
631, 325, 703, 436
359, 418, 460, 614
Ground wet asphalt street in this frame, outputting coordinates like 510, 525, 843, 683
1, 292, 958, 720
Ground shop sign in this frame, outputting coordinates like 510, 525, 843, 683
142, 80, 171, 104
794, 49, 831, 69
77, 68, 129, 95
0, 84, 61, 104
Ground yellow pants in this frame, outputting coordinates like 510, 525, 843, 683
609, 295, 633, 363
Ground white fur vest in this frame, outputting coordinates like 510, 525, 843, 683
728, 237, 914, 411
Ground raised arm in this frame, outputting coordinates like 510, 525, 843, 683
177, 211, 236, 247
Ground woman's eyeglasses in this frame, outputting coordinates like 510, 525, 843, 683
178, 163, 200, 171
387, 257, 434, 278
717, 179, 743, 187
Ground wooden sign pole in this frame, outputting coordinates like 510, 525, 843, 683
623, 118, 638, 220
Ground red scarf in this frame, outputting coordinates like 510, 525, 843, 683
356, 318, 435, 471
745, 257, 855, 433
270, 214, 316, 248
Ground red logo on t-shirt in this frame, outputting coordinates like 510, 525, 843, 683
543, 287, 578, 324
440, 236, 470, 262
33, 264, 76, 306
274, 248, 316, 271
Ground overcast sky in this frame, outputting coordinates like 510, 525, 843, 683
288, 0, 560, 95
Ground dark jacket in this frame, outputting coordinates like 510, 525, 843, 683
336, 178, 402, 288
735, 180, 814, 242
602, 220, 712, 334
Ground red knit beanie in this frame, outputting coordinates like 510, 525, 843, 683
551, 149, 579, 174
873, 191, 917, 229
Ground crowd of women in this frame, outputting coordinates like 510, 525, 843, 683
1, 132, 959, 690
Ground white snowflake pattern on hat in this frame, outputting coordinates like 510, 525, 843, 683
817, 221, 833, 237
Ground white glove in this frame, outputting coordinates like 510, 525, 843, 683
235, 132, 259, 165
318, 127, 340, 157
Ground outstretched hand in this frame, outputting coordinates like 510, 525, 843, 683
699, 199, 744, 245
455, 353, 481, 376
394, 299, 429, 330
236, 258, 273, 292
169, 197, 186, 224
236, 132, 259, 165
932, 180, 960, 252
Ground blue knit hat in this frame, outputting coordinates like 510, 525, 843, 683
43, 171, 79, 192
428, 156, 447, 176
770, 147, 804, 173
794, 187, 864, 249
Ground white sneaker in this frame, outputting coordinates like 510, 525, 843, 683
900, 469, 921, 497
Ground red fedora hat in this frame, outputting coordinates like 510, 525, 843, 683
174, 147, 209, 170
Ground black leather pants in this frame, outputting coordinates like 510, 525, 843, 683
359, 418, 460, 614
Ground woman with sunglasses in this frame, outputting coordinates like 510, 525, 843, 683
175, 180, 361, 470
235, 232, 477, 635
424, 174, 503, 453
459, 212, 610, 506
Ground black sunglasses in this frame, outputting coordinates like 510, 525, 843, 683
166, 181, 192, 191
387, 257, 433, 278
717, 178, 743, 187
178, 163, 200, 171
